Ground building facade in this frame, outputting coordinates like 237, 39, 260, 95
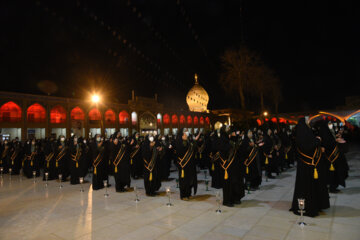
0, 91, 211, 140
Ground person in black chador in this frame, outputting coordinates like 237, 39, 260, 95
290, 117, 330, 217
91, 134, 106, 190
54, 135, 69, 181
130, 132, 143, 179
209, 130, 222, 189
23, 139, 42, 178
218, 126, 245, 207
142, 135, 162, 196
159, 135, 172, 181
7, 138, 23, 175
43, 137, 57, 180
317, 121, 349, 193
175, 128, 199, 200
261, 128, 275, 179
242, 129, 262, 190
0, 140, 11, 173
69, 136, 85, 184
111, 136, 131, 192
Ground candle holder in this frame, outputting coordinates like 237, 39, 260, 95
134, 186, 140, 202
166, 187, 173, 207
0, 167, 3, 178
247, 181, 251, 194
205, 179, 209, 191
9, 168, 12, 180
103, 180, 109, 197
215, 191, 222, 213
79, 177, 84, 192
176, 178, 179, 188
45, 172, 49, 187
33, 171, 37, 183
58, 174, 63, 189
297, 198, 306, 226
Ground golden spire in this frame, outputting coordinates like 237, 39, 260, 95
194, 73, 198, 84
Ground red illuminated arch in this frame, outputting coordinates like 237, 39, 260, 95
0, 101, 22, 123
163, 114, 170, 125
200, 116, 204, 125
105, 109, 116, 124
89, 108, 101, 122
193, 116, 199, 125
71, 107, 85, 121
119, 110, 129, 124
27, 103, 46, 123
271, 117, 277, 123
205, 117, 210, 125
172, 114, 178, 124
187, 115, 192, 125
256, 119, 262, 126
50, 105, 66, 124
179, 115, 185, 125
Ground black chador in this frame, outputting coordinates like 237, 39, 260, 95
54, 138, 69, 181
23, 140, 41, 178
111, 138, 131, 192
43, 139, 57, 180
218, 127, 244, 207
8, 140, 23, 175
0, 141, 11, 173
69, 138, 84, 184
159, 136, 172, 181
209, 132, 222, 189
318, 121, 348, 193
142, 137, 162, 196
130, 133, 143, 179
91, 137, 106, 190
195, 136, 206, 169
262, 129, 275, 178
175, 129, 198, 200
242, 130, 262, 189
290, 118, 330, 217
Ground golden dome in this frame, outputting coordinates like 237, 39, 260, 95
186, 74, 209, 112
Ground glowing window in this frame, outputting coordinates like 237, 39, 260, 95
200, 116, 204, 125
194, 116, 199, 125
0, 101, 22, 123
131, 112, 137, 125
105, 109, 115, 124
163, 114, 170, 125
27, 103, 46, 123
89, 108, 101, 122
187, 115, 192, 125
71, 107, 85, 121
50, 105, 66, 124
172, 114, 178, 124
119, 111, 129, 124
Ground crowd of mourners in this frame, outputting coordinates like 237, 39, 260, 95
0, 119, 349, 214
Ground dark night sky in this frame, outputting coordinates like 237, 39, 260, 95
0, 0, 359, 113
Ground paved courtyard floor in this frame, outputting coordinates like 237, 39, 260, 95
1, 145, 360, 240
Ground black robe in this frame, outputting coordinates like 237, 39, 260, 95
159, 139, 172, 180
23, 143, 41, 178
142, 140, 162, 196
242, 137, 262, 189
54, 142, 69, 181
261, 133, 275, 177
175, 138, 198, 199
7, 142, 23, 175
91, 141, 106, 190
130, 138, 143, 179
111, 141, 131, 192
69, 142, 86, 184
43, 140, 57, 180
317, 121, 348, 190
210, 133, 222, 189
290, 118, 330, 217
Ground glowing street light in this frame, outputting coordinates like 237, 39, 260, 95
263, 111, 268, 117
92, 94, 100, 103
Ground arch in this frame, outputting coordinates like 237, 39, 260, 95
205, 117, 210, 125
172, 114, 178, 124
70, 107, 85, 120
0, 101, 22, 123
193, 116, 199, 125
89, 108, 101, 122
105, 109, 116, 124
119, 110, 129, 124
199, 116, 204, 125
163, 114, 170, 125
187, 115, 192, 125
179, 115, 186, 125
27, 103, 46, 123
131, 111, 137, 125
50, 105, 66, 124
157, 113, 162, 125
140, 111, 157, 131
